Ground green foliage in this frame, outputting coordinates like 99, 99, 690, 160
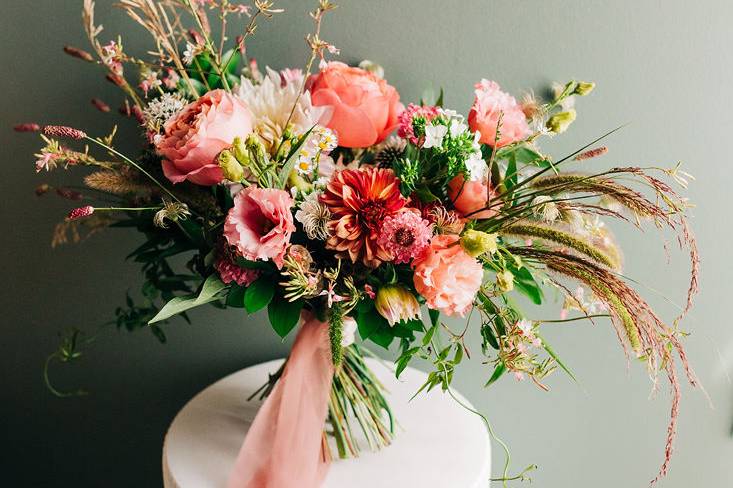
244, 278, 276, 313
148, 274, 227, 324
267, 295, 304, 338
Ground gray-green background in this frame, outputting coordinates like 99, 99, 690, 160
2, 0, 731, 486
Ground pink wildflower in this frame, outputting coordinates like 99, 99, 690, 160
377, 209, 433, 264
67, 205, 94, 220
215, 255, 260, 286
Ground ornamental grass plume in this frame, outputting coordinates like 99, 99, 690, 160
43, 125, 87, 140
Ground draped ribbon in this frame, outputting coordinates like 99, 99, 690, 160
227, 311, 334, 488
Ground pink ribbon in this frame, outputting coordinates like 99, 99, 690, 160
227, 311, 334, 488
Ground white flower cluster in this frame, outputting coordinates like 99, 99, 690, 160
422, 108, 487, 182
143, 93, 186, 132
296, 126, 337, 176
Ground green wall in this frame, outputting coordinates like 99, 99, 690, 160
2, 0, 731, 486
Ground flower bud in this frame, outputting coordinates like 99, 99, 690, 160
375, 285, 420, 326
232, 136, 249, 165
245, 133, 268, 167
460, 230, 498, 257
496, 270, 514, 292
218, 149, 244, 182
546, 109, 576, 134
67, 205, 95, 221
574, 81, 595, 96
287, 169, 312, 193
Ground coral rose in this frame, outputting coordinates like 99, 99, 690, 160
447, 174, 498, 219
412, 234, 484, 317
307, 62, 403, 148
223, 187, 295, 269
157, 89, 253, 186
468, 79, 529, 148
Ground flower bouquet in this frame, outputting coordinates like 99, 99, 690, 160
21, 1, 701, 486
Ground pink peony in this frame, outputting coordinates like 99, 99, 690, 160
223, 187, 295, 269
307, 62, 403, 148
377, 209, 433, 264
468, 79, 530, 148
412, 234, 484, 317
447, 174, 498, 220
157, 89, 253, 186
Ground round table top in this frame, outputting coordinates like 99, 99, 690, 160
163, 358, 491, 488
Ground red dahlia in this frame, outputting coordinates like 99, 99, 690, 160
321, 167, 407, 267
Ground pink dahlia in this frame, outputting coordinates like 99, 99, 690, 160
215, 255, 260, 286
412, 234, 484, 317
397, 103, 440, 144
223, 187, 295, 269
468, 79, 530, 148
377, 209, 433, 264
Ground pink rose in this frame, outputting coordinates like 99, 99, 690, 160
307, 61, 403, 148
157, 89, 253, 186
412, 234, 484, 317
468, 79, 529, 148
223, 187, 295, 269
447, 175, 498, 219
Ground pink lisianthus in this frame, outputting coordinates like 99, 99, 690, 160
157, 89, 253, 186
447, 174, 499, 219
377, 209, 433, 264
223, 187, 295, 269
307, 62, 403, 148
468, 79, 530, 148
412, 234, 484, 317
215, 254, 260, 286
397, 103, 439, 144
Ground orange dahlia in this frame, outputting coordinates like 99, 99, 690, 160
321, 167, 407, 267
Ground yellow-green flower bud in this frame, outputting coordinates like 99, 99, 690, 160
232, 136, 249, 166
496, 270, 514, 292
460, 230, 498, 257
574, 81, 595, 96
546, 109, 577, 134
287, 169, 312, 193
245, 133, 268, 167
375, 285, 420, 326
218, 149, 244, 182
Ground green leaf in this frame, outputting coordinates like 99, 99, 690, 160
512, 265, 544, 305
435, 87, 445, 107
485, 361, 506, 387
226, 285, 246, 308
356, 308, 385, 341
278, 126, 315, 188
244, 278, 275, 313
370, 325, 395, 349
267, 296, 303, 338
537, 333, 577, 382
221, 48, 241, 75
428, 309, 440, 328
148, 275, 227, 324
512, 145, 544, 166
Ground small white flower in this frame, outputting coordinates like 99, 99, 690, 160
182, 42, 199, 65
516, 319, 533, 335
449, 118, 468, 137
438, 108, 462, 120
143, 93, 186, 132
465, 152, 489, 181
341, 316, 358, 347
531, 195, 560, 222
423, 123, 448, 149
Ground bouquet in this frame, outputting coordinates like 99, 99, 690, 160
20, 1, 701, 486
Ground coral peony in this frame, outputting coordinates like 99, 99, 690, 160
412, 234, 484, 316
224, 187, 295, 269
321, 167, 407, 267
447, 174, 498, 219
307, 62, 403, 148
157, 89, 253, 186
468, 79, 529, 148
